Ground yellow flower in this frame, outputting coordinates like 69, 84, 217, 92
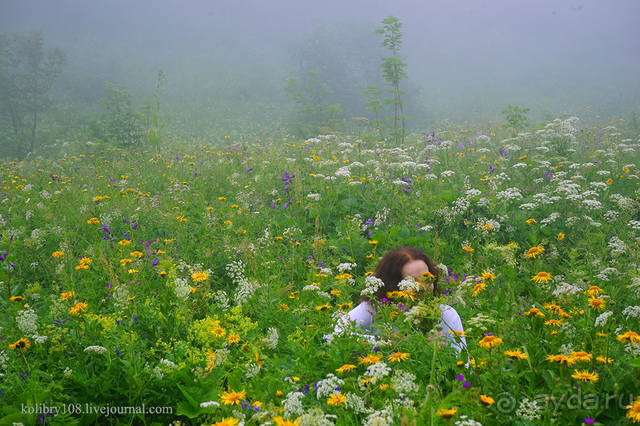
327, 392, 346, 406
120, 258, 133, 266
52, 250, 64, 258
569, 351, 592, 363
87, 217, 100, 224
213, 417, 240, 426
224, 220, 232, 226
546, 354, 571, 364
589, 297, 606, 310
585, 285, 604, 297
524, 307, 545, 317
526, 218, 537, 224
472, 282, 486, 297
571, 369, 598, 384
176, 215, 187, 222
478, 335, 503, 349
368, 240, 378, 245
480, 271, 496, 281
9, 338, 31, 352
388, 352, 410, 363
273, 417, 300, 426
70, 301, 88, 315
557, 232, 565, 240
336, 364, 357, 374
623, 166, 630, 173
605, 178, 613, 185
525, 245, 545, 259
227, 333, 240, 344
276, 390, 284, 397
210, 325, 226, 338
191, 271, 209, 282
315, 304, 331, 311
462, 246, 474, 253
118, 240, 131, 246
626, 396, 640, 423
219, 389, 246, 406
617, 331, 640, 344
480, 394, 495, 406
330, 289, 341, 296
358, 354, 383, 365
544, 319, 563, 327
127, 269, 138, 274
596, 356, 613, 364
436, 407, 457, 418
130, 251, 144, 258
531, 271, 552, 284
504, 349, 528, 359
61, 291, 75, 301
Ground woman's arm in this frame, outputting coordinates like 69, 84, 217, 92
440, 305, 468, 354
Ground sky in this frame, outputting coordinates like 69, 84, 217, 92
1, 0, 639, 126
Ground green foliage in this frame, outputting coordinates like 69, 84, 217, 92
285, 70, 345, 137
375, 16, 408, 144
94, 82, 146, 147
501, 105, 530, 134
0, 30, 66, 158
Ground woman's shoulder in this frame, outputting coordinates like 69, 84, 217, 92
439, 304, 461, 320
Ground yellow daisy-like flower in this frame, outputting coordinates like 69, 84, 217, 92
543, 302, 562, 313
280, 303, 290, 311
472, 282, 486, 297
60, 291, 75, 301
478, 335, 503, 349
585, 285, 604, 297
330, 289, 341, 296
589, 297, 606, 310
524, 307, 545, 317
52, 250, 64, 258
388, 352, 410, 363
315, 304, 331, 311
526, 218, 537, 224
336, 364, 356, 374
358, 354, 383, 365
120, 258, 133, 267
435, 407, 457, 418
368, 240, 378, 245
191, 271, 209, 282
525, 245, 545, 259
571, 369, 598, 384
544, 319, 563, 327
480, 394, 495, 406
557, 232, 565, 240
546, 354, 571, 364
605, 178, 613, 185
504, 349, 529, 359
462, 246, 474, 253
273, 417, 300, 426
626, 396, 640, 423
569, 351, 592, 363
337, 302, 353, 311
531, 271, 552, 284
69, 301, 88, 316
213, 417, 239, 426
227, 333, 240, 344
617, 331, 640, 344
87, 217, 100, 224
327, 392, 346, 406
118, 240, 131, 246
480, 271, 496, 281
9, 338, 31, 352
211, 326, 226, 338
219, 389, 246, 406
130, 251, 144, 258
596, 356, 613, 364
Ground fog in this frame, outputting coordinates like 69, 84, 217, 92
1, 0, 639, 140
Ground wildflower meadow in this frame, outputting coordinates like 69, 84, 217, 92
2, 117, 640, 425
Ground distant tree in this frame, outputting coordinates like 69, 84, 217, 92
376, 16, 408, 144
501, 105, 530, 135
0, 30, 66, 158
94, 82, 146, 147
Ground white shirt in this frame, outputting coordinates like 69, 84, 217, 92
327, 301, 468, 355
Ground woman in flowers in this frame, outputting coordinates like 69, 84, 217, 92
328, 247, 468, 356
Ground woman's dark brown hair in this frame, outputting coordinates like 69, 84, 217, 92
368, 247, 441, 301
